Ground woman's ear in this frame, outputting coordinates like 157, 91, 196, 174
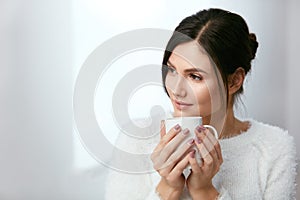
228, 67, 245, 95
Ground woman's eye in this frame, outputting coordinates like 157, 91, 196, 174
168, 67, 177, 75
189, 74, 203, 81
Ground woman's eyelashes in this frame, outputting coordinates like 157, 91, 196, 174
167, 66, 177, 75
166, 65, 204, 81
189, 73, 203, 81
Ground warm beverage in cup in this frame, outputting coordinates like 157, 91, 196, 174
164, 116, 218, 167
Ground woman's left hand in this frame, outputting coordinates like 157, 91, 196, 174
186, 126, 223, 199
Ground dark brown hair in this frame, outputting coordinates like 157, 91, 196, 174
162, 8, 259, 104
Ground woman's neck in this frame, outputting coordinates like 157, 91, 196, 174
205, 107, 250, 139
222, 108, 250, 139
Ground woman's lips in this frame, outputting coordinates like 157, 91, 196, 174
173, 99, 193, 110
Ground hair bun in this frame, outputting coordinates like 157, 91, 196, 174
249, 33, 259, 60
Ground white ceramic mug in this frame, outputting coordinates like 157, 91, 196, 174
164, 116, 218, 167
165, 116, 218, 138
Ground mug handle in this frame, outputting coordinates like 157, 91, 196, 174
203, 125, 218, 139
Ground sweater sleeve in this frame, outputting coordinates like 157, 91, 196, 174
145, 173, 234, 200
263, 131, 297, 200
217, 186, 233, 200
144, 172, 163, 200
104, 169, 156, 200
104, 119, 160, 200
144, 185, 161, 200
145, 183, 194, 200
144, 171, 191, 200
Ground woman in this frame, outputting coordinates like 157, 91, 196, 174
105, 8, 297, 199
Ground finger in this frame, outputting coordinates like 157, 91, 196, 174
195, 125, 206, 138
195, 127, 218, 160
205, 127, 218, 146
162, 128, 190, 158
195, 137, 213, 165
168, 150, 191, 180
160, 120, 166, 139
214, 141, 223, 164
154, 124, 182, 153
152, 124, 184, 168
202, 129, 219, 162
205, 130, 222, 162
162, 124, 182, 144
163, 137, 194, 169
201, 130, 223, 173
195, 125, 219, 160
188, 150, 201, 174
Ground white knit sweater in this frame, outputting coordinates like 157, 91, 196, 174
104, 119, 297, 199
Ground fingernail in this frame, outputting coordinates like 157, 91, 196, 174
182, 128, 189, 135
174, 124, 181, 130
196, 125, 206, 132
196, 137, 202, 144
188, 138, 194, 145
190, 150, 195, 158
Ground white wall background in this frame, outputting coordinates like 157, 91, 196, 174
0, 0, 299, 199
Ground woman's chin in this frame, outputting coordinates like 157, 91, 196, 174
173, 110, 201, 117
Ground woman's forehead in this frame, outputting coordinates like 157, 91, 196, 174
170, 41, 212, 71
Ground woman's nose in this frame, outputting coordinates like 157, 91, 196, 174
172, 76, 187, 98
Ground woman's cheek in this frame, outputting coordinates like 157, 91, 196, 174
206, 80, 224, 112
192, 84, 212, 114
165, 78, 174, 94
193, 79, 223, 115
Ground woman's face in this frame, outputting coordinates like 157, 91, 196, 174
165, 41, 225, 118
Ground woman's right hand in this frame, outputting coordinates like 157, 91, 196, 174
150, 120, 195, 199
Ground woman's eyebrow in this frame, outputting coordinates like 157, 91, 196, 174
167, 60, 208, 74
167, 61, 176, 68
184, 68, 208, 74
